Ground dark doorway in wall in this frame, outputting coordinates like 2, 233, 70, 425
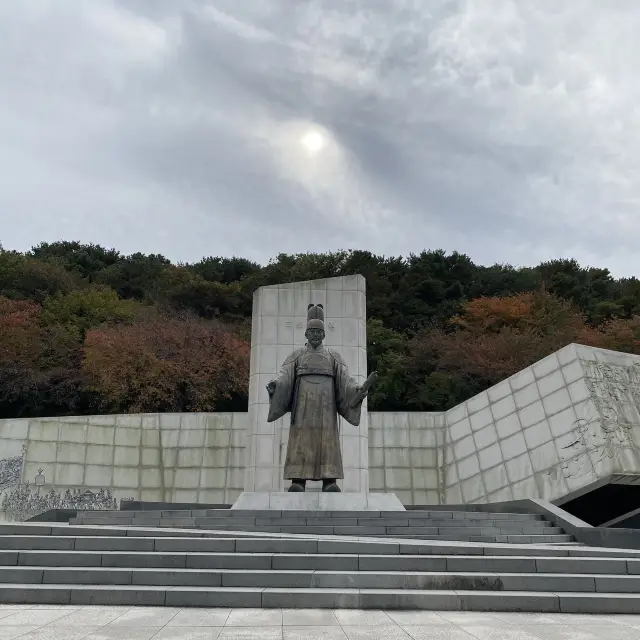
559, 483, 640, 527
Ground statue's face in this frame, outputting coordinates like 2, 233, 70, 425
305, 328, 325, 348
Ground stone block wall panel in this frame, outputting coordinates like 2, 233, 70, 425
0, 412, 248, 520
368, 411, 445, 505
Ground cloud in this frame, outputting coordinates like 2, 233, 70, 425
1, 0, 639, 276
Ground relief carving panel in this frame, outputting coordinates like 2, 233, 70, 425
558, 359, 640, 480
1, 484, 117, 522
0, 445, 117, 521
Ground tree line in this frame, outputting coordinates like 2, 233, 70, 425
0, 241, 638, 418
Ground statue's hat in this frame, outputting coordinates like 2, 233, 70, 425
306, 304, 325, 331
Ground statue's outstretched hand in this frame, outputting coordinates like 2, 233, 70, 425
361, 371, 378, 393
266, 380, 276, 396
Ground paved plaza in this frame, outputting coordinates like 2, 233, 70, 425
2, 606, 640, 639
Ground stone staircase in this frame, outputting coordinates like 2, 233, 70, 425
1, 508, 640, 612
70, 509, 573, 544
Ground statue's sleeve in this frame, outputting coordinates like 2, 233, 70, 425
332, 349, 364, 427
266, 350, 298, 422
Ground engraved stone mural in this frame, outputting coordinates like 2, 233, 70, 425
0, 445, 117, 521
557, 359, 640, 480
582, 359, 640, 439
558, 418, 597, 480
1, 484, 117, 522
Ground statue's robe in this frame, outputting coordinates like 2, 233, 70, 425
267, 344, 364, 480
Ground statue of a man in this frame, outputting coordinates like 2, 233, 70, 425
266, 303, 377, 493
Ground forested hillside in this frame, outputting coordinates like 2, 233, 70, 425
1, 241, 639, 419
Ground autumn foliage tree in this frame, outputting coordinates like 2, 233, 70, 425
595, 315, 640, 354
82, 312, 250, 413
0, 297, 83, 417
403, 292, 613, 410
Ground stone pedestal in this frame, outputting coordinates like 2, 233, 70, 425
231, 492, 405, 511
244, 275, 369, 493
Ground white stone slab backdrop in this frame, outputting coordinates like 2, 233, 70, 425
245, 275, 369, 493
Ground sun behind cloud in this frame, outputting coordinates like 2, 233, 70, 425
301, 130, 325, 154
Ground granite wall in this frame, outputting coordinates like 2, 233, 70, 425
0, 408, 446, 519
0, 413, 247, 520
0, 409, 446, 517
368, 412, 445, 506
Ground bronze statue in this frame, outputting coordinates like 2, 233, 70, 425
266, 303, 377, 492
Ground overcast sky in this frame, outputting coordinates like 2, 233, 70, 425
1, 1, 639, 277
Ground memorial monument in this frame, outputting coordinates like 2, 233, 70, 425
233, 276, 405, 510
266, 303, 377, 493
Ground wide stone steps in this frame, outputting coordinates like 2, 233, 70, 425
3, 566, 640, 592
3, 509, 640, 612
72, 508, 547, 523
69, 509, 571, 544
0, 535, 584, 556
3, 582, 640, 612
74, 526, 571, 545
4, 548, 640, 571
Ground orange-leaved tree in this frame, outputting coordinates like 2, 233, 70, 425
404, 292, 608, 410
595, 315, 640, 354
82, 312, 250, 413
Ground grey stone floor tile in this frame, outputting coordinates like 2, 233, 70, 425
50, 608, 130, 626
0, 628, 40, 640
384, 613, 450, 626
12, 608, 78, 613
333, 611, 392, 626
435, 614, 505, 626
341, 625, 411, 639
0, 610, 75, 627
455, 625, 549, 640
488, 613, 571, 625
217, 629, 283, 640
611, 617, 640, 630
516, 624, 602, 639
152, 627, 223, 640
400, 627, 474, 640
612, 616, 640, 627
0, 615, 21, 623
282, 610, 339, 626
544, 614, 632, 625
106, 608, 181, 627
15, 625, 103, 640
565, 626, 640, 640
283, 628, 347, 640
225, 609, 283, 627
168, 610, 231, 627
84, 626, 163, 640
